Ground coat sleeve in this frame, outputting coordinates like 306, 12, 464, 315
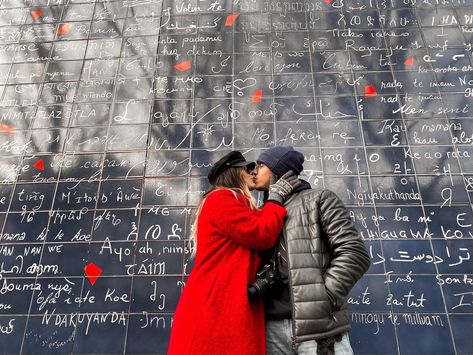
203, 190, 286, 250
318, 189, 371, 310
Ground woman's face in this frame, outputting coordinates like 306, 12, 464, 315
242, 167, 256, 190
254, 163, 272, 191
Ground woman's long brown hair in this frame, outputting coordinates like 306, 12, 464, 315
189, 167, 257, 257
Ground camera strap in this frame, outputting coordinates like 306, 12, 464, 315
264, 244, 276, 270
271, 241, 290, 286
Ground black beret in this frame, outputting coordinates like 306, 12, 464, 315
208, 151, 255, 185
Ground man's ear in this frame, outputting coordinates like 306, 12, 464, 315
269, 172, 279, 185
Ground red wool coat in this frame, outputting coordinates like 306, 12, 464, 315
168, 189, 287, 355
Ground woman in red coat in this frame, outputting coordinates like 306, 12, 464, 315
168, 151, 299, 355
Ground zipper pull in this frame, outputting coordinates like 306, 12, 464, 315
291, 336, 297, 351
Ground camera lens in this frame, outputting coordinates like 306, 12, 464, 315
248, 278, 270, 300
248, 285, 258, 300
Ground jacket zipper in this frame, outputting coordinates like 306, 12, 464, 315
282, 193, 300, 351
283, 229, 297, 351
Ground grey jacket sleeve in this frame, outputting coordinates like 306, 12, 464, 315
319, 189, 371, 310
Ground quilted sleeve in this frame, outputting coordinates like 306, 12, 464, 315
319, 189, 371, 310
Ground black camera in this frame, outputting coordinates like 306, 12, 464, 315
248, 262, 281, 300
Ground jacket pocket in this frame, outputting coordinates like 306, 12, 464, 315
324, 286, 340, 313
205, 277, 219, 307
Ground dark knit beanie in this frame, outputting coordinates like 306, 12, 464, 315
257, 146, 304, 178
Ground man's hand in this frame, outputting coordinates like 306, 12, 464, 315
267, 171, 301, 205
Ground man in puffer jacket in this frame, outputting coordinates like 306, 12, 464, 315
253, 146, 371, 355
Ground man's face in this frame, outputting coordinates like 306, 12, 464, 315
254, 163, 272, 191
